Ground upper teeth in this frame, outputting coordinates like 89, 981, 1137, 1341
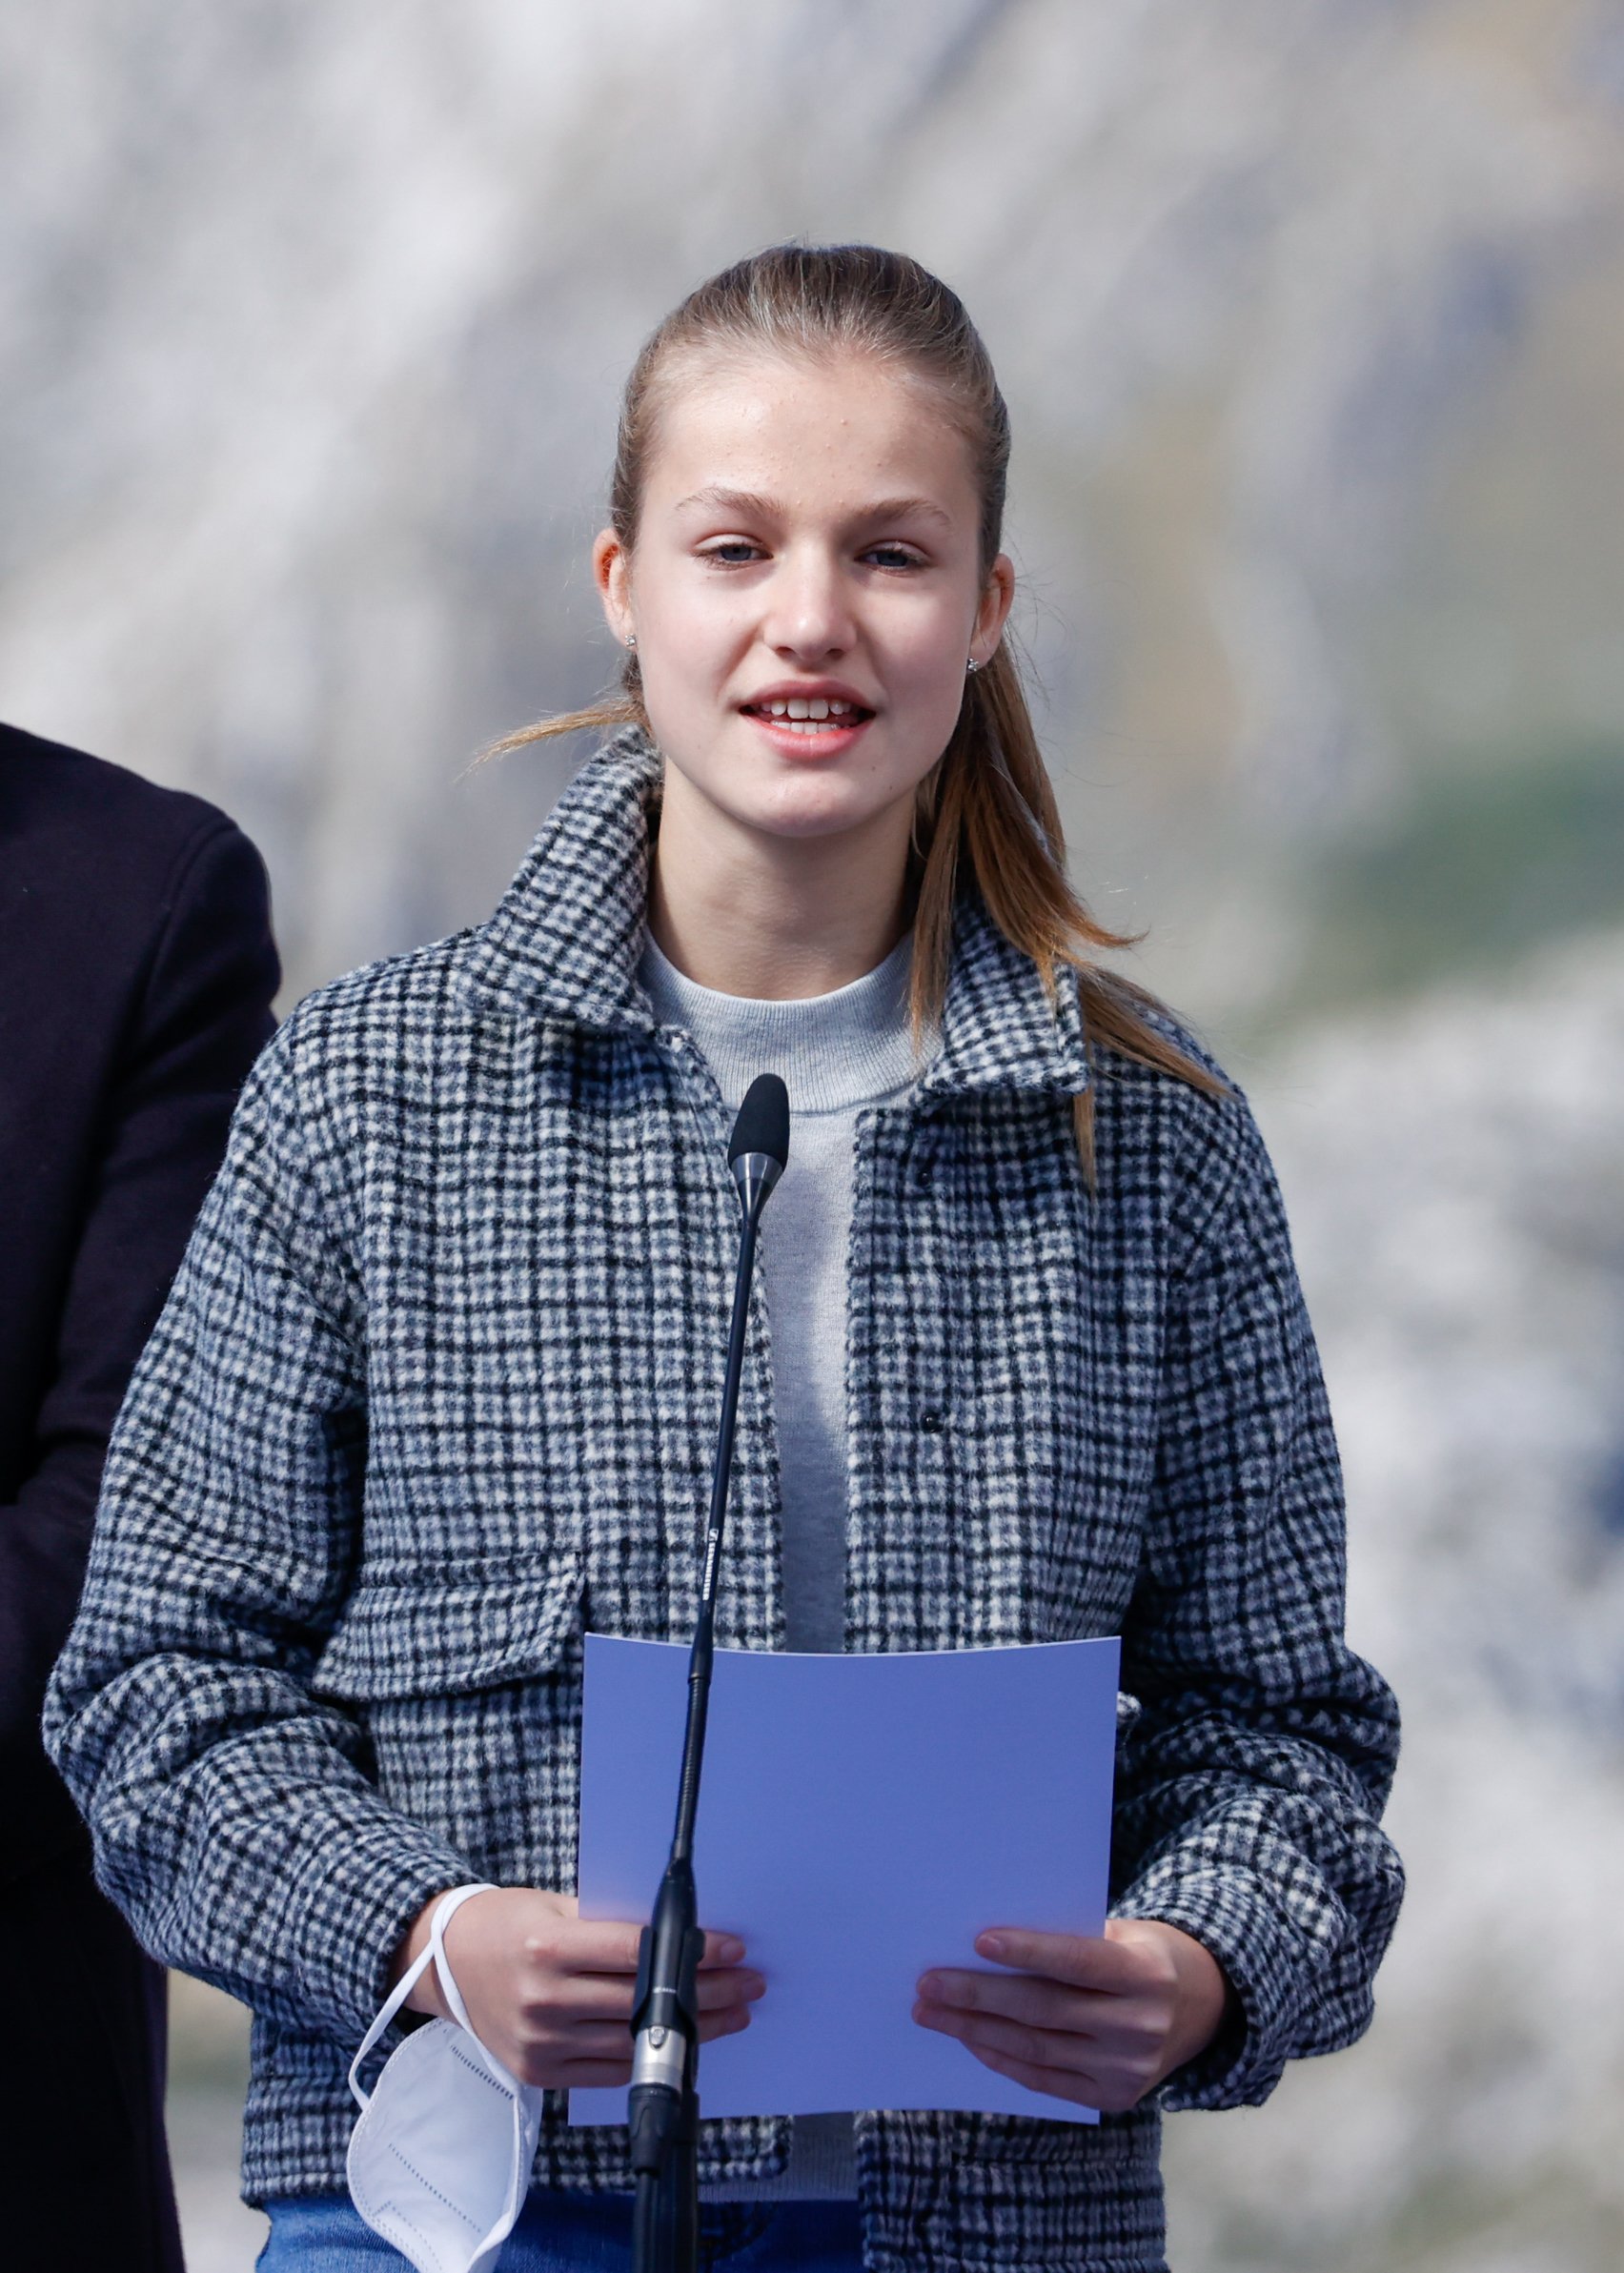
764, 697, 851, 720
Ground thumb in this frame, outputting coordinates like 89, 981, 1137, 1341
974, 1925, 1143, 1992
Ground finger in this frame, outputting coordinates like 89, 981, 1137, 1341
913, 1998, 1093, 2079
973, 1928, 1142, 1993
563, 2002, 753, 2058
551, 2059, 634, 2089
543, 1971, 639, 2019
560, 1922, 747, 1972
963, 2041, 1106, 2109
698, 1931, 748, 1970
518, 2010, 753, 2087
694, 1969, 765, 2013
552, 2019, 657, 2060
916, 1968, 1100, 2036
544, 2002, 754, 2070
544, 1965, 762, 2022
550, 1918, 645, 1974
696, 2005, 752, 2046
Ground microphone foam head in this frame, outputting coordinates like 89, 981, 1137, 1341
727, 1074, 790, 1171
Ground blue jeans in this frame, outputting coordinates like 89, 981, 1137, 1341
258, 2191, 863, 2270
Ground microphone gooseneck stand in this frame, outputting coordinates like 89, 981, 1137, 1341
629, 1074, 790, 2273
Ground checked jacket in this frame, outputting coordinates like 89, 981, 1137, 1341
46, 730, 1402, 2273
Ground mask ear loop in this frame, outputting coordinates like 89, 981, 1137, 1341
429, 1888, 528, 2091
348, 1882, 495, 2111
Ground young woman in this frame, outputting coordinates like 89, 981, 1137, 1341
47, 246, 1403, 2273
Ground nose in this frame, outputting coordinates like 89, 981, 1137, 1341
762, 542, 855, 663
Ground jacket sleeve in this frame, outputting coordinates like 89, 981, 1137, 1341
1, 816, 278, 1876
1108, 1090, 1404, 2110
42, 1012, 476, 2041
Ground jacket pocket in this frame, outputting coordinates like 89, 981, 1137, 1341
310, 1546, 583, 1702
950, 2101, 1160, 2167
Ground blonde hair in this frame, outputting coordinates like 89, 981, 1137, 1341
493, 243, 1226, 1172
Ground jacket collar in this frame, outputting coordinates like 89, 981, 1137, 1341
457, 726, 660, 1036
457, 727, 1089, 1100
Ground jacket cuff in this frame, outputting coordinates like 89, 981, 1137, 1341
1110, 1860, 1306, 2110
278, 1800, 482, 2040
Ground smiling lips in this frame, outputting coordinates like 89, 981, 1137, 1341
741, 694, 875, 741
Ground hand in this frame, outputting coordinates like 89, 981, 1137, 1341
913, 1917, 1233, 2112
391, 1887, 763, 2090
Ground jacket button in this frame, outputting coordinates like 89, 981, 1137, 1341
914, 1163, 934, 1190
920, 1408, 944, 1433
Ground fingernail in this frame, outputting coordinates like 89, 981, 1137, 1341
978, 1933, 1006, 1959
718, 1936, 744, 1963
919, 1972, 942, 1998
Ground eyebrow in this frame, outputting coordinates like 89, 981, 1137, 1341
672, 485, 955, 531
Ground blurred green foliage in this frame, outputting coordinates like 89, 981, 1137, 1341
1285, 742, 1624, 1015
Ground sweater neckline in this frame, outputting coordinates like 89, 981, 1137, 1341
638, 927, 924, 1116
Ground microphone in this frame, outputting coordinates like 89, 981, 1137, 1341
629, 1076, 789, 2273
727, 1072, 789, 1217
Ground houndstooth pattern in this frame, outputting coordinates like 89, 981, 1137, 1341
46, 730, 1402, 2272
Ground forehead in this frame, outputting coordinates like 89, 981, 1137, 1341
640, 349, 978, 518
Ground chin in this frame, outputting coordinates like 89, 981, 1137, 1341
746, 778, 898, 842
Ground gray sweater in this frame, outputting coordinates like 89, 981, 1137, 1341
639, 926, 923, 2199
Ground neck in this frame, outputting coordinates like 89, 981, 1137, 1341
647, 765, 914, 999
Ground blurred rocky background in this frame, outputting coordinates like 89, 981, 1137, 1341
5, 2, 1621, 2267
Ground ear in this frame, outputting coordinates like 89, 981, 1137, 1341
593, 528, 635, 646
970, 553, 1016, 667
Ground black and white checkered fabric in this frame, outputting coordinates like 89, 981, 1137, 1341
46, 730, 1402, 2272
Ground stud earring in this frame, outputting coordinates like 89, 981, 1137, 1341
626, 634, 637, 649
965, 657, 979, 675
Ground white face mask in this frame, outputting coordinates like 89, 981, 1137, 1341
347, 1884, 544, 2273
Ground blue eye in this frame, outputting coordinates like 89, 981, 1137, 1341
702, 541, 763, 565
865, 544, 923, 570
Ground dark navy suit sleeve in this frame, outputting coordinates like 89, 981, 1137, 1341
0, 816, 278, 1869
